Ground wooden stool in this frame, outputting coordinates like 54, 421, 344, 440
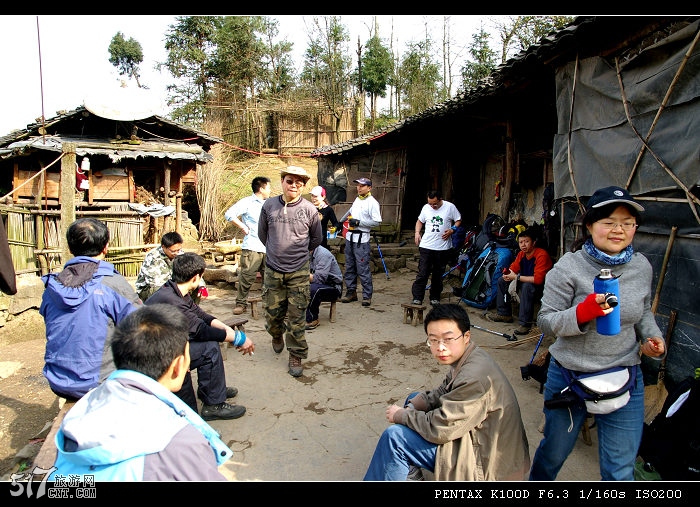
327, 299, 338, 322
247, 296, 262, 319
221, 317, 248, 360
401, 302, 426, 326
581, 413, 595, 446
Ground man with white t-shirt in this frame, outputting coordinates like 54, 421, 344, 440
411, 190, 462, 306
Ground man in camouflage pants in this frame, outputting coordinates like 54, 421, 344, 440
258, 166, 322, 377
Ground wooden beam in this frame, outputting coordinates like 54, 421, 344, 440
60, 143, 77, 262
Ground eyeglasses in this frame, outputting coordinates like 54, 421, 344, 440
426, 333, 466, 348
596, 221, 638, 231
284, 178, 305, 187
165, 246, 183, 255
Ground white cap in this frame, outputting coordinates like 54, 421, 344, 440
310, 186, 325, 198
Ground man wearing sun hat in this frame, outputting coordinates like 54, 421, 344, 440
338, 177, 382, 307
258, 166, 323, 377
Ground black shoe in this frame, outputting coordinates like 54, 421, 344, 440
272, 336, 284, 354
201, 402, 246, 421
412, 299, 422, 305
514, 325, 532, 335
226, 387, 238, 399
341, 292, 358, 303
362, 299, 371, 307
430, 299, 440, 306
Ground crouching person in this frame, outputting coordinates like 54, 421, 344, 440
49, 304, 232, 481
363, 303, 530, 481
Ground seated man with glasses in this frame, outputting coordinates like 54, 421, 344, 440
364, 303, 530, 481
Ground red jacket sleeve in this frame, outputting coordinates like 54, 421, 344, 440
532, 248, 553, 285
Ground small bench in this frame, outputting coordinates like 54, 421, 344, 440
401, 302, 427, 326
324, 299, 338, 323
221, 317, 248, 360
247, 296, 262, 319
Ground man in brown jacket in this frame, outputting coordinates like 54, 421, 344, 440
363, 303, 530, 481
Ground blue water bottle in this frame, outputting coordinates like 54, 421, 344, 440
593, 268, 620, 335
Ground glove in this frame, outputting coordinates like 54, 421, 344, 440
576, 293, 606, 325
349, 218, 360, 228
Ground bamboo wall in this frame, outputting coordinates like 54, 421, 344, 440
1, 205, 147, 277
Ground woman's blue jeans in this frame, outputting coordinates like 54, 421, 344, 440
363, 393, 438, 481
529, 360, 644, 481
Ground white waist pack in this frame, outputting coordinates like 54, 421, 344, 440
562, 364, 636, 415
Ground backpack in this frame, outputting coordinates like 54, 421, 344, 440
456, 241, 514, 309
637, 376, 700, 480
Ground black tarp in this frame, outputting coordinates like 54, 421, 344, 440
552, 20, 700, 392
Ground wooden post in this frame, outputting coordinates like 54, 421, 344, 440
60, 143, 77, 262
175, 193, 182, 234
163, 161, 171, 231
502, 120, 515, 219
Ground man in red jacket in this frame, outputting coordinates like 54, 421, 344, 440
487, 228, 553, 335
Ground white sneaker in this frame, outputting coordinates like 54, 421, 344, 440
406, 465, 424, 481
412, 299, 421, 305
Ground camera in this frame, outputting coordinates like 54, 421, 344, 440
604, 292, 618, 307
544, 390, 579, 409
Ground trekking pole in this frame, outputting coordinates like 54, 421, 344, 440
374, 235, 390, 280
472, 324, 515, 341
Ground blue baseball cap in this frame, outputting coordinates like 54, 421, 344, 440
353, 177, 372, 186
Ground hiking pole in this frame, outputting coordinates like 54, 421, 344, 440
472, 324, 515, 341
374, 235, 390, 280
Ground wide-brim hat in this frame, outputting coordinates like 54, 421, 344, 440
353, 177, 372, 186
587, 186, 644, 212
280, 165, 310, 182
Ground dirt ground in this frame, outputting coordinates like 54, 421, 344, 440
0, 263, 604, 481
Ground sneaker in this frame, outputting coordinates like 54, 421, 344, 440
200, 402, 246, 421
514, 325, 532, 335
430, 299, 440, 306
305, 319, 319, 330
288, 355, 303, 377
232, 304, 247, 315
412, 299, 422, 305
272, 336, 284, 354
362, 299, 371, 307
407, 465, 424, 481
226, 387, 238, 399
486, 313, 513, 323
341, 292, 358, 303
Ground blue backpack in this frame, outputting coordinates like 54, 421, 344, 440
458, 241, 514, 309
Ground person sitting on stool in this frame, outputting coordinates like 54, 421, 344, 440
487, 228, 553, 335
306, 245, 343, 330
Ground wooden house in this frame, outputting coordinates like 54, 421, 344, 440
312, 16, 700, 391
0, 105, 222, 277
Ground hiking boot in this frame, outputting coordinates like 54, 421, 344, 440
362, 299, 371, 307
305, 319, 319, 330
226, 387, 238, 399
288, 355, 303, 377
412, 299, 422, 305
341, 292, 358, 303
233, 304, 247, 315
407, 465, 424, 481
200, 402, 246, 421
487, 313, 513, 323
272, 336, 284, 354
430, 299, 440, 306
514, 325, 532, 335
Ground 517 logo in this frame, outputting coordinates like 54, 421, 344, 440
9, 466, 56, 498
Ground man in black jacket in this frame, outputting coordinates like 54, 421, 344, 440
146, 252, 255, 420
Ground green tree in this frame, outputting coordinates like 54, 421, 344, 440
398, 39, 440, 117
258, 17, 296, 97
360, 33, 392, 131
161, 15, 223, 127
300, 16, 353, 139
460, 27, 497, 91
108, 32, 145, 88
496, 15, 575, 63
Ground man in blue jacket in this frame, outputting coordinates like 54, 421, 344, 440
40, 218, 142, 401
49, 303, 232, 481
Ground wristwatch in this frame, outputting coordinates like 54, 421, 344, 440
516, 273, 521, 282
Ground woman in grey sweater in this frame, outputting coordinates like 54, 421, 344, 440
529, 186, 665, 481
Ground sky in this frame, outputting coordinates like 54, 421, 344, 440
0, 15, 507, 135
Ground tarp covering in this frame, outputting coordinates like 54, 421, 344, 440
553, 19, 700, 201
551, 19, 700, 392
